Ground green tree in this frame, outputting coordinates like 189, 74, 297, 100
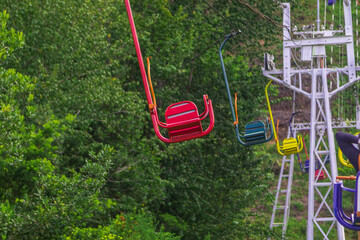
0, 0, 307, 239
0, 7, 174, 239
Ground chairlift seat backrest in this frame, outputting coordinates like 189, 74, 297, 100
244, 121, 267, 142
283, 137, 300, 155
165, 101, 203, 139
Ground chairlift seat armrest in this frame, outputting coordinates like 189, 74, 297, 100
198, 95, 211, 120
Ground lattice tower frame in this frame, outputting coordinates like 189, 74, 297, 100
263, 1, 360, 239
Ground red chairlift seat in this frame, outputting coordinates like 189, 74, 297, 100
315, 169, 326, 180
151, 93, 213, 143
152, 99, 214, 142
125, 0, 214, 143
165, 101, 203, 139
148, 62, 214, 143
298, 131, 327, 180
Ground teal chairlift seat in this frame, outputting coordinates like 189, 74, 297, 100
220, 32, 273, 146
244, 120, 272, 144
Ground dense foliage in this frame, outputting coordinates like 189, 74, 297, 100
0, 0, 305, 239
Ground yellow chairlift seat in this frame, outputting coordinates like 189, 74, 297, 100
275, 119, 303, 155
282, 137, 303, 155
265, 79, 303, 156
338, 149, 354, 168
337, 132, 359, 169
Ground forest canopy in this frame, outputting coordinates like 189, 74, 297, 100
0, 0, 304, 239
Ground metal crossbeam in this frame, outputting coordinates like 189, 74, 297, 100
292, 121, 359, 130
284, 36, 352, 48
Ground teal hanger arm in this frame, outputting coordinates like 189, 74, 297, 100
219, 34, 246, 145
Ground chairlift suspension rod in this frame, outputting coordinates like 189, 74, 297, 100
124, 0, 154, 109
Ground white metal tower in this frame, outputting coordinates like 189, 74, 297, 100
264, 1, 360, 239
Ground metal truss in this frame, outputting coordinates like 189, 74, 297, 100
307, 68, 344, 240
264, 1, 359, 239
269, 120, 356, 239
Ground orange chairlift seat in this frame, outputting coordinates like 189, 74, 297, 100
125, 0, 215, 143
